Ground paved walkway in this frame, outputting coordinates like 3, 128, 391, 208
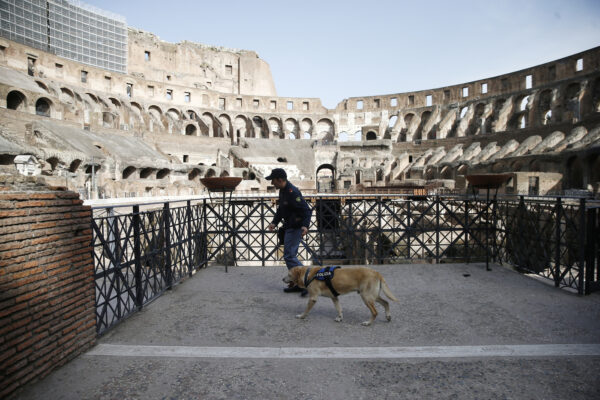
16, 263, 600, 400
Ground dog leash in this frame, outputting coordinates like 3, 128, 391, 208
300, 238, 323, 266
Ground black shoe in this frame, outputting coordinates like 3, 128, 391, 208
300, 289, 308, 297
284, 285, 303, 293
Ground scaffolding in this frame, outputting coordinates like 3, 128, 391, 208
0, 0, 127, 73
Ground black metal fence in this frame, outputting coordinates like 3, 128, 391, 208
91, 195, 600, 334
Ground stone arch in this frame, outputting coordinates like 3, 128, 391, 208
35, 97, 52, 117
252, 115, 269, 138
108, 97, 121, 109
418, 110, 432, 140
148, 105, 164, 131
301, 118, 313, 139
200, 112, 215, 137
316, 163, 335, 192
68, 159, 82, 173
234, 115, 249, 139
122, 166, 136, 179
285, 118, 298, 139
316, 118, 334, 140
60, 87, 75, 104
398, 113, 414, 142
35, 80, 49, 93
268, 117, 283, 138
366, 131, 377, 140
102, 111, 116, 128
218, 114, 232, 138
185, 124, 197, 136
167, 108, 181, 121
440, 166, 453, 180
562, 82, 581, 122
537, 89, 553, 125
188, 168, 201, 181
6, 90, 27, 111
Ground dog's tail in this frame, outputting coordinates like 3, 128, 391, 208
379, 277, 399, 302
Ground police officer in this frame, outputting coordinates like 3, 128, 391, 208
266, 168, 312, 293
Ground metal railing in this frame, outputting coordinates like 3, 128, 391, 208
91, 195, 600, 334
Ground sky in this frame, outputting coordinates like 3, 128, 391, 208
83, 0, 600, 109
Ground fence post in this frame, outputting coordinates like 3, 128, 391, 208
554, 197, 562, 288
585, 207, 598, 295
261, 200, 265, 267
187, 200, 193, 277
578, 198, 586, 295
435, 195, 440, 263
132, 205, 143, 310
163, 202, 172, 289
377, 197, 383, 264
465, 198, 470, 263
406, 199, 411, 260
203, 199, 208, 267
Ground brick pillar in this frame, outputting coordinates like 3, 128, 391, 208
0, 175, 96, 398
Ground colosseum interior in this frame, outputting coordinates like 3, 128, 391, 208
0, 5, 599, 201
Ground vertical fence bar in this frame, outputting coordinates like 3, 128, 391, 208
261, 200, 265, 267
377, 197, 383, 264
435, 195, 440, 263
132, 205, 143, 310
578, 198, 586, 295
465, 198, 470, 263
187, 200, 193, 277
585, 207, 597, 295
406, 200, 411, 260
163, 202, 172, 289
203, 199, 208, 267
555, 197, 562, 288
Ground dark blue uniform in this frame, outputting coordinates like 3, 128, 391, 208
271, 182, 312, 229
271, 181, 312, 270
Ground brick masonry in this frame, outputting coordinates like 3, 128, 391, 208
0, 174, 96, 399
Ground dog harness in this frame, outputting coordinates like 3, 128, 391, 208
304, 266, 341, 297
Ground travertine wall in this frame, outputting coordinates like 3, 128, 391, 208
0, 175, 96, 399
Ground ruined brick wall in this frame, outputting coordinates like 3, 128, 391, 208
0, 175, 96, 399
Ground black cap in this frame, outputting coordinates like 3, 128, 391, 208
265, 168, 287, 180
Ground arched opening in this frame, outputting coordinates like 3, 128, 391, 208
316, 164, 335, 192
219, 170, 230, 177
388, 115, 398, 128
69, 159, 82, 173
35, 98, 51, 117
205, 168, 216, 178
102, 112, 114, 128
339, 131, 348, 141
316, 118, 334, 141
366, 131, 377, 140
538, 89, 553, 125
567, 156, 584, 189
188, 168, 201, 180
563, 82, 581, 122
157, 169, 170, 179
376, 169, 384, 181
354, 131, 362, 141
355, 170, 361, 184
109, 97, 121, 109
122, 166, 136, 179
441, 166, 453, 180
7, 90, 26, 111
185, 124, 197, 136
140, 168, 155, 179
418, 111, 432, 140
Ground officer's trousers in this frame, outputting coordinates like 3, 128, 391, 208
283, 227, 303, 270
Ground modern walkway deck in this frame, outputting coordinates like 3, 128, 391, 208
15, 263, 600, 400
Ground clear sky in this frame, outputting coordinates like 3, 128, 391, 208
84, 0, 600, 109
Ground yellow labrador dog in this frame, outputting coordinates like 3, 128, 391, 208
283, 266, 398, 326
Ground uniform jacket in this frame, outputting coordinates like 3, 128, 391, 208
271, 181, 312, 229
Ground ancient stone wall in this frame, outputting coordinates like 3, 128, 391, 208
0, 175, 96, 399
